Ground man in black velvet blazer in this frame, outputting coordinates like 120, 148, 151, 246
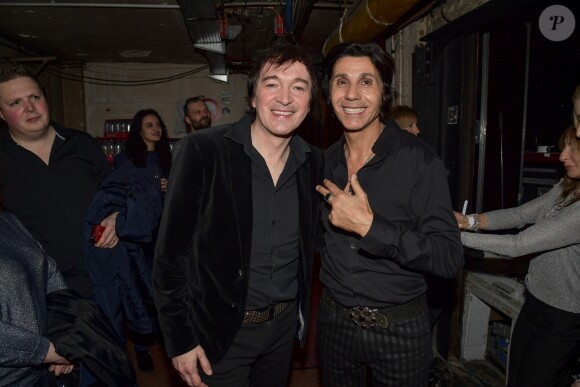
153, 44, 324, 387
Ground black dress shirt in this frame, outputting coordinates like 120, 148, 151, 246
320, 119, 463, 307
241, 129, 305, 310
152, 114, 324, 361
0, 124, 110, 297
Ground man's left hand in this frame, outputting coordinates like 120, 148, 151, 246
95, 212, 119, 248
316, 174, 374, 237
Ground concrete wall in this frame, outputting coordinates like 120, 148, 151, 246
83, 63, 248, 138
385, 0, 491, 107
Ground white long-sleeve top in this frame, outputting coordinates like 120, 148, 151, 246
462, 182, 580, 313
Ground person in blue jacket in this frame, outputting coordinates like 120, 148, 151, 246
86, 109, 172, 373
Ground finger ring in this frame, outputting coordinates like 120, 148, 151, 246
324, 192, 334, 202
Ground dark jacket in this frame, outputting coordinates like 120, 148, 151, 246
46, 289, 136, 387
153, 115, 324, 361
83, 162, 164, 338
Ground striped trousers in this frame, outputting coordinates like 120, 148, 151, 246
317, 290, 431, 387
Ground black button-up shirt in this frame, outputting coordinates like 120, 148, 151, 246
240, 129, 306, 310
320, 119, 463, 307
0, 124, 110, 297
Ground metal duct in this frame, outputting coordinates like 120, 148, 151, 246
178, 0, 227, 81
322, 0, 432, 56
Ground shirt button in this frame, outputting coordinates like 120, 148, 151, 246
239, 269, 243, 277
350, 244, 356, 250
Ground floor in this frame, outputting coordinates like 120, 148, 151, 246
430, 358, 506, 387
130, 342, 324, 387
131, 342, 507, 387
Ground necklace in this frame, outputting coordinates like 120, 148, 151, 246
544, 187, 578, 218
344, 147, 375, 194
363, 152, 375, 165
544, 203, 564, 218
343, 143, 375, 167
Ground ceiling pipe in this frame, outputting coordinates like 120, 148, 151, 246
0, 2, 348, 9
0, 2, 180, 8
322, 0, 432, 56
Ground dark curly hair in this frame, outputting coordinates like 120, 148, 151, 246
125, 109, 172, 175
323, 42, 395, 123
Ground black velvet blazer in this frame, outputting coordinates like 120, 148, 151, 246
153, 115, 324, 362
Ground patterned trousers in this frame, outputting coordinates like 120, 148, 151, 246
317, 290, 431, 387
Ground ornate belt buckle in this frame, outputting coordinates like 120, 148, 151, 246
349, 306, 378, 329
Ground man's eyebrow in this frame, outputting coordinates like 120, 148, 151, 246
294, 77, 310, 86
261, 75, 310, 86
332, 72, 377, 80
261, 75, 279, 83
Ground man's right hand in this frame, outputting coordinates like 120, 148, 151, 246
172, 345, 213, 387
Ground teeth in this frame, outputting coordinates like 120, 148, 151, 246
343, 107, 365, 113
272, 110, 293, 116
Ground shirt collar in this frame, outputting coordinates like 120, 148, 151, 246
225, 113, 311, 162
0, 121, 67, 147
369, 118, 402, 158
336, 118, 402, 163
50, 121, 67, 141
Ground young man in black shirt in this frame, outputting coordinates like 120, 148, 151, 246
0, 60, 118, 298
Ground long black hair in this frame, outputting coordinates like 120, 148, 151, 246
125, 109, 172, 175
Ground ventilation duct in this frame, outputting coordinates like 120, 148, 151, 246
178, 0, 228, 82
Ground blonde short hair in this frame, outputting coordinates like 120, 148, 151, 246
389, 105, 418, 129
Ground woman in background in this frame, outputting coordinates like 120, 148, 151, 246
455, 125, 580, 387
114, 108, 172, 193
389, 104, 420, 136
86, 108, 171, 373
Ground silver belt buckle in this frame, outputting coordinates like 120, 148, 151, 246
349, 306, 380, 329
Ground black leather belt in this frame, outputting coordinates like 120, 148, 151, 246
243, 301, 293, 324
322, 289, 425, 329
